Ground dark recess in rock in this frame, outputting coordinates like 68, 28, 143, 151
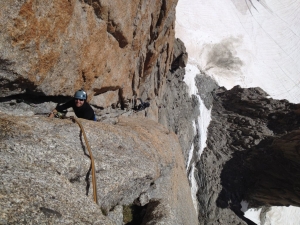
197, 85, 300, 224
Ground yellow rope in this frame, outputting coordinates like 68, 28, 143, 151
72, 117, 98, 204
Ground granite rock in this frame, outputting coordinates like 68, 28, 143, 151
0, 0, 178, 116
196, 85, 300, 225
0, 112, 198, 224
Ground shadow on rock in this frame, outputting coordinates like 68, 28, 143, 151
217, 135, 300, 224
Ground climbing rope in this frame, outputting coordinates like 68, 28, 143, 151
71, 117, 98, 204
49, 112, 98, 204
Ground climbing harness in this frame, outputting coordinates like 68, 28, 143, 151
52, 112, 98, 204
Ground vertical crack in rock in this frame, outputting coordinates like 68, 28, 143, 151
106, 19, 129, 48
156, 0, 166, 28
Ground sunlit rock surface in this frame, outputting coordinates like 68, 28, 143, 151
0, 113, 198, 224
0, 0, 178, 113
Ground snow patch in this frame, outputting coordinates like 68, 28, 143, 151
176, 0, 300, 103
241, 200, 262, 225
183, 63, 212, 214
263, 206, 300, 225
244, 208, 262, 225
186, 143, 194, 171
196, 95, 211, 158
184, 64, 212, 159
189, 163, 199, 214
183, 64, 200, 97
241, 203, 300, 225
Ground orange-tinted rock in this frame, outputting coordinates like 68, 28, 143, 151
0, 0, 178, 115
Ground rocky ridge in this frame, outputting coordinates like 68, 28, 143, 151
196, 85, 300, 224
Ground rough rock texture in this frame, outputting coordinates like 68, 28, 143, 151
195, 74, 219, 109
158, 38, 202, 169
197, 85, 300, 225
0, 113, 198, 224
0, 0, 177, 116
90, 89, 119, 109
158, 68, 199, 166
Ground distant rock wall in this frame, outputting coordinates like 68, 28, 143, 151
196, 86, 300, 225
0, 0, 177, 118
158, 38, 198, 166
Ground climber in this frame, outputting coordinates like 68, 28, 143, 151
49, 90, 96, 121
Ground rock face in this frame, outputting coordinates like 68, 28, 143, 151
0, 0, 177, 115
158, 38, 208, 170
197, 85, 300, 224
0, 113, 198, 224
4, 1, 300, 225
158, 67, 199, 166
0, 29, 201, 223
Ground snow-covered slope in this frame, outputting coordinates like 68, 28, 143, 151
176, 0, 300, 103
176, 0, 300, 224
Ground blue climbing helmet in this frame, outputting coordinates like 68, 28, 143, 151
74, 90, 87, 100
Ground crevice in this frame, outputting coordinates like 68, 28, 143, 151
85, 165, 92, 196
149, 14, 156, 40
107, 20, 128, 48
83, 0, 102, 18
123, 202, 148, 225
156, 0, 166, 28
139, 200, 163, 224
0, 93, 71, 104
118, 88, 125, 110
132, 0, 142, 38
0, 77, 38, 95
40, 207, 62, 218
155, 61, 161, 96
132, 72, 137, 97
0, 57, 15, 71
143, 51, 154, 74
81, 71, 86, 83
93, 86, 121, 96
69, 174, 81, 183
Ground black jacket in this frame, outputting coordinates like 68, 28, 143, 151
56, 99, 95, 120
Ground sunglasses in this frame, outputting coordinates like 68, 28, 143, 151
75, 98, 84, 101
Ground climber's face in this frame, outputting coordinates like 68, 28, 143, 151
75, 98, 84, 107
